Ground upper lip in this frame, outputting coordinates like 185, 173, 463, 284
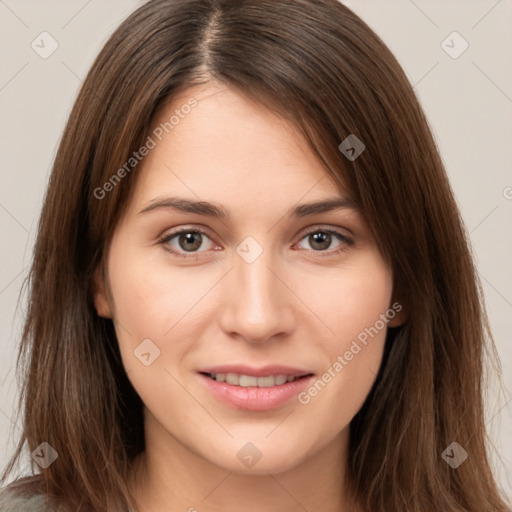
198, 364, 314, 377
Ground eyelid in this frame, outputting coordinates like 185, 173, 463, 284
299, 225, 353, 242
158, 224, 354, 259
158, 226, 219, 259
294, 226, 354, 256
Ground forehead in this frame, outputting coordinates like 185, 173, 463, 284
125, 82, 350, 220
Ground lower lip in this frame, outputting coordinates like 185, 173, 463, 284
199, 374, 313, 411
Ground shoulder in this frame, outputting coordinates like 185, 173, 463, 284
0, 484, 51, 512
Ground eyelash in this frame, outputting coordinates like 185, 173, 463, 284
158, 226, 354, 260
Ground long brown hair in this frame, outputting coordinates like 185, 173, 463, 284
2, 0, 509, 511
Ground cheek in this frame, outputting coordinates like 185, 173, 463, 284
299, 252, 393, 343
106, 243, 238, 395
295, 253, 392, 422
106, 241, 214, 338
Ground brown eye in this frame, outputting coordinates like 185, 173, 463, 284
177, 232, 203, 252
308, 232, 332, 251
159, 228, 218, 258
296, 228, 354, 256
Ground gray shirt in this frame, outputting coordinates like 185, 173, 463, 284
0, 487, 51, 512
0, 486, 137, 511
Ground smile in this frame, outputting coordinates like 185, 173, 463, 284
204, 372, 303, 387
198, 366, 315, 411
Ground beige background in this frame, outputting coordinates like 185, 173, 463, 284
0, 0, 511, 498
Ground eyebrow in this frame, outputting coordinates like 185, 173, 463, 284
138, 196, 358, 220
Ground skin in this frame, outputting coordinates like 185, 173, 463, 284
93, 82, 406, 512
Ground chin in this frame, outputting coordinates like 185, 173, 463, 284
202, 438, 312, 476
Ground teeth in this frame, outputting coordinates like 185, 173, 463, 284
256, 375, 276, 387
239, 375, 258, 387
226, 373, 239, 385
209, 373, 298, 387
274, 375, 287, 385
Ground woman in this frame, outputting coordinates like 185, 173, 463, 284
1, 0, 509, 511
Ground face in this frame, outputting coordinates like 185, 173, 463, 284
94, 82, 404, 476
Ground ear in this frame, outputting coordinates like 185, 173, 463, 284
91, 265, 112, 319
387, 294, 408, 328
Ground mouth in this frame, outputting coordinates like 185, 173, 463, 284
198, 365, 315, 411
200, 372, 311, 387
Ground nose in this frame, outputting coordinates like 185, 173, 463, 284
218, 246, 296, 344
